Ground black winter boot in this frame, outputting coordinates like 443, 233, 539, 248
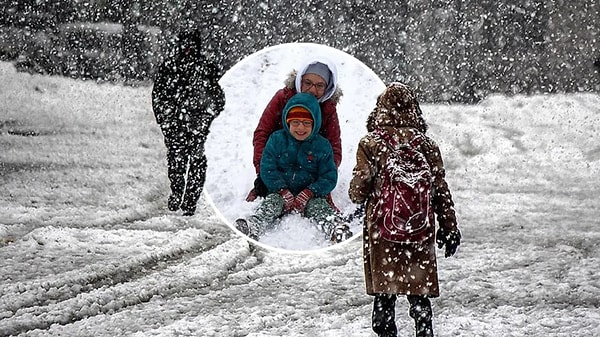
407, 295, 434, 337
372, 294, 397, 337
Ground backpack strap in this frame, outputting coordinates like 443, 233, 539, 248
374, 129, 424, 151
374, 129, 398, 150
408, 133, 424, 148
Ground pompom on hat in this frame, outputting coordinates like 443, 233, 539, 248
286, 106, 313, 124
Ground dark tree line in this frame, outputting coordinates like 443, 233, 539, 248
0, 0, 598, 102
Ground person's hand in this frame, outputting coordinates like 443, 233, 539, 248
280, 189, 295, 212
326, 193, 340, 213
246, 175, 268, 202
254, 175, 268, 197
436, 227, 461, 257
292, 189, 313, 213
245, 189, 257, 202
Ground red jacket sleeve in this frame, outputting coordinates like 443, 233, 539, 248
320, 101, 342, 167
252, 88, 294, 173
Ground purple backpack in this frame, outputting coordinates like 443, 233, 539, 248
372, 130, 434, 243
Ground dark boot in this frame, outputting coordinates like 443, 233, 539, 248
234, 218, 259, 241
330, 224, 353, 243
372, 294, 397, 337
407, 295, 434, 337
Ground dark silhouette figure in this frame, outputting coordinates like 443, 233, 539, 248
152, 30, 225, 216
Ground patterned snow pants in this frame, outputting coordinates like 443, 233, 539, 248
248, 192, 340, 238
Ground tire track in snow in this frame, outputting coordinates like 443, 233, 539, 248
2, 237, 365, 337
0, 237, 255, 337
0, 227, 223, 313
120, 241, 367, 337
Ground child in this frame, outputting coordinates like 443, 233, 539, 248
236, 92, 351, 243
246, 59, 343, 206
348, 83, 461, 337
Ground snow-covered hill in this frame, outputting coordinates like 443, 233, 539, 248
1, 42, 599, 337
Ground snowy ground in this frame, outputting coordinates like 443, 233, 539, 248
1, 42, 600, 337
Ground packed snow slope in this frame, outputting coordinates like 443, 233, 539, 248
1, 47, 599, 337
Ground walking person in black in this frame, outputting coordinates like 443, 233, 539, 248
152, 29, 225, 216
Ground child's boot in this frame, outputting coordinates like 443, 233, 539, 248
330, 224, 353, 243
408, 295, 434, 337
234, 218, 259, 241
372, 294, 397, 337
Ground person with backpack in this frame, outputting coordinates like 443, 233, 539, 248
348, 83, 461, 337
245, 59, 343, 212
236, 92, 352, 243
151, 29, 225, 216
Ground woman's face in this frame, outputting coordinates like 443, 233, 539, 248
300, 73, 327, 99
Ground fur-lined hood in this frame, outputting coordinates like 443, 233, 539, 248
366, 82, 428, 133
283, 70, 343, 104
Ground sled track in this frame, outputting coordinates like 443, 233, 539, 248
0, 235, 259, 336
0, 222, 359, 337
0, 207, 260, 337
1, 230, 224, 311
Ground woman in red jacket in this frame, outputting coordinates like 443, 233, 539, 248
246, 59, 343, 203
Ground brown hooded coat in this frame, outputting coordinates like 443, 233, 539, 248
348, 83, 458, 297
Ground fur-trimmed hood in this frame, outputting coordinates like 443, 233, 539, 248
283, 70, 343, 104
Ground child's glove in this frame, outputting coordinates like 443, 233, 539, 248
280, 189, 295, 212
436, 227, 461, 258
292, 189, 313, 213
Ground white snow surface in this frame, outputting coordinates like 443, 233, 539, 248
1, 41, 599, 336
